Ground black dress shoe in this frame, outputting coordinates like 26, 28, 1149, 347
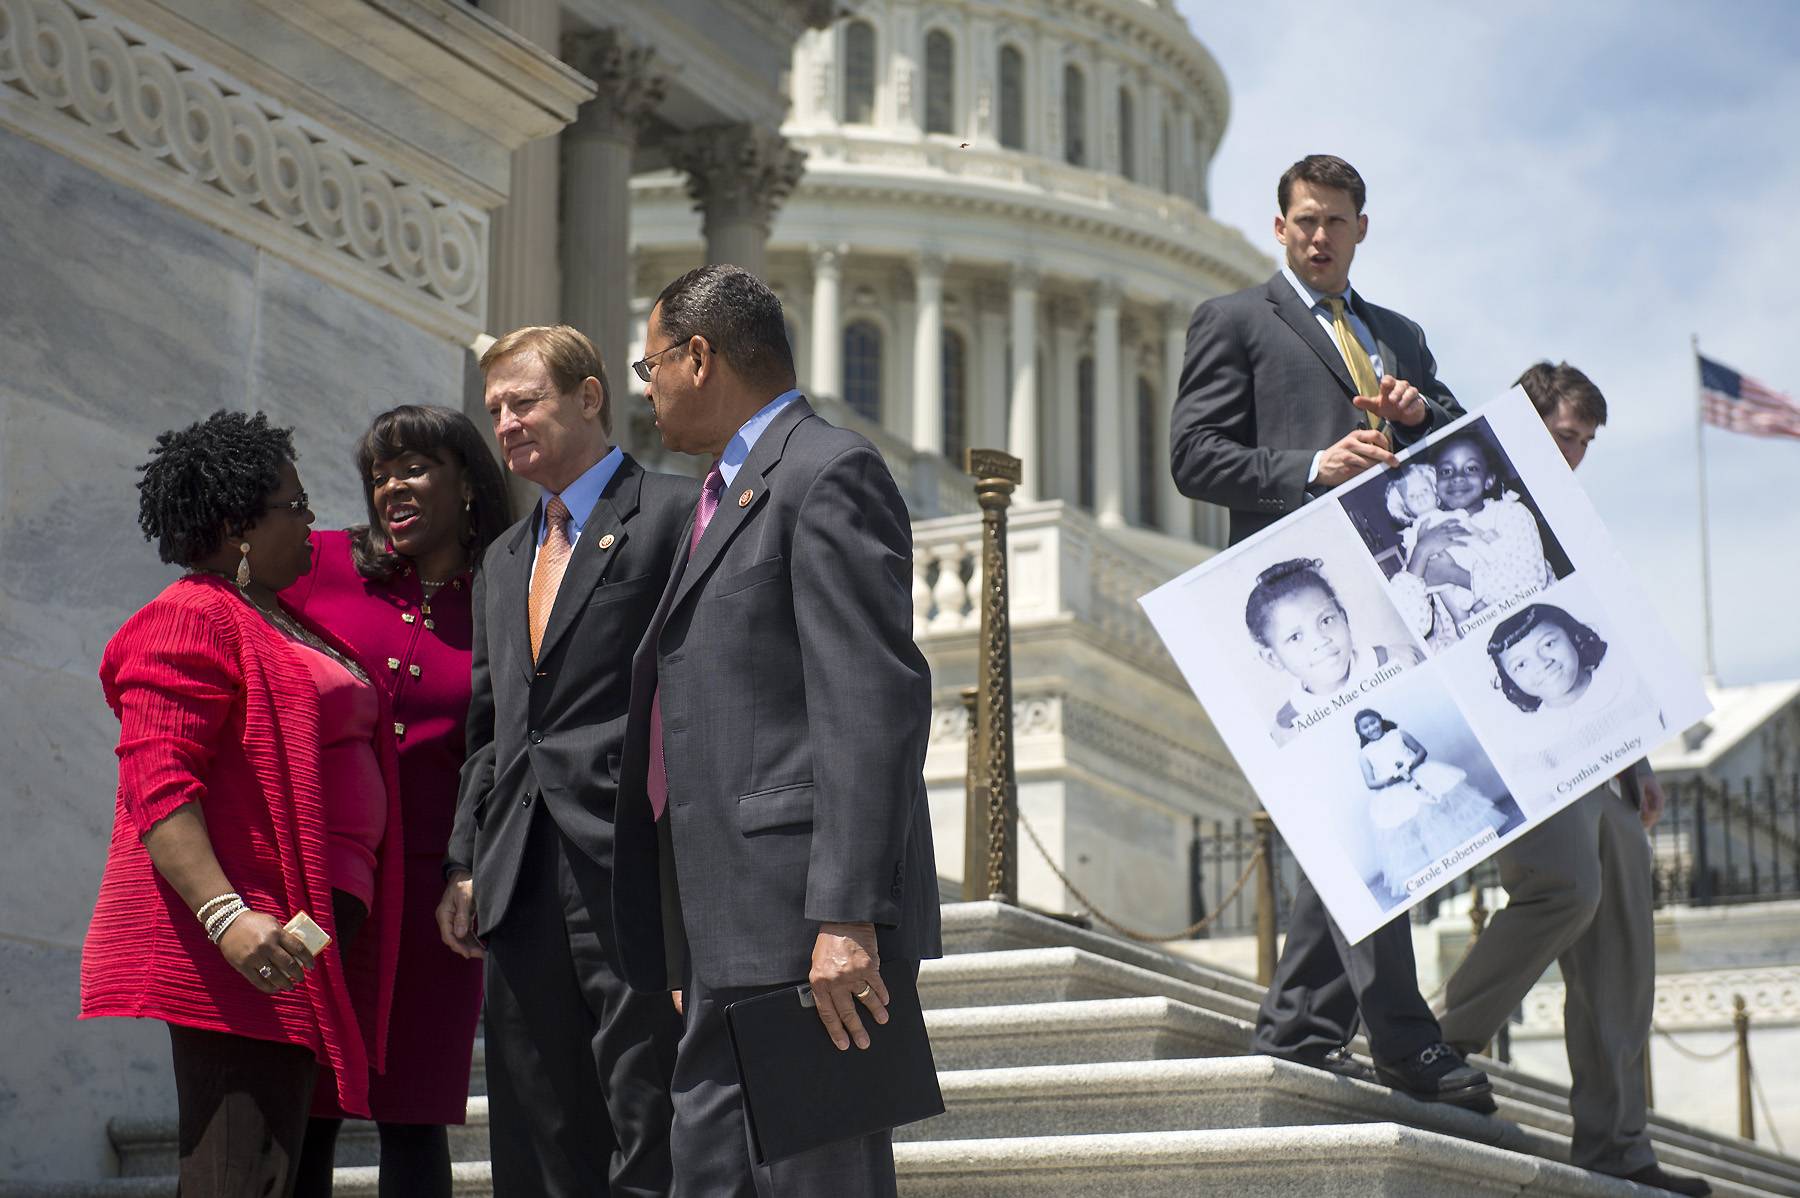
1263, 1046, 1377, 1084
1609, 1164, 1712, 1196
1375, 1041, 1497, 1113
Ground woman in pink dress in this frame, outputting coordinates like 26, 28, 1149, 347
283, 405, 512, 1197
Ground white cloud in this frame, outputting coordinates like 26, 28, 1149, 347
1180, 0, 1800, 684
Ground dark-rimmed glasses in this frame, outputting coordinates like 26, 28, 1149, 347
631, 343, 685, 383
272, 490, 312, 515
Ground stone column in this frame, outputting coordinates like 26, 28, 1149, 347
669, 125, 806, 277
1161, 301, 1194, 539
483, 0, 562, 333
561, 30, 664, 452
891, 2, 921, 135
912, 253, 946, 455
891, 265, 916, 442
977, 283, 1009, 453
1007, 264, 1040, 499
809, 244, 845, 399
1049, 297, 1082, 503
1093, 280, 1123, 526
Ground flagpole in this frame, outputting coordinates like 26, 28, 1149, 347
1692, 334, 1719, 684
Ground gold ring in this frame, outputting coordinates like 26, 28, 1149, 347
854, 983, 873, 1000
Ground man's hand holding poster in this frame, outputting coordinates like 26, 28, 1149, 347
1141, 389, 1710, 943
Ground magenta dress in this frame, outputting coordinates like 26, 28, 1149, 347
283, 529, 482, 1125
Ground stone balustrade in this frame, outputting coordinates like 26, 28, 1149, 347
911, 498, 1207, 684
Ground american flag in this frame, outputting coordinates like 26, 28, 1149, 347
1700, 355, 1800, 440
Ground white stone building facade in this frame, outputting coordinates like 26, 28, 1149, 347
627, 0, 1272, 928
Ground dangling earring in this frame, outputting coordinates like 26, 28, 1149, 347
235, 542, 252, 589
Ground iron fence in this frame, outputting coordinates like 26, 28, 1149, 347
1185, 774, 1800, 938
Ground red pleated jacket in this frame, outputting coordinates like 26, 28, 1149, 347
80, 575, 404, 1118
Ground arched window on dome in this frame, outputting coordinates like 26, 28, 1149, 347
1076, 355, 1095, 510
997, 46, 1025, 150
1118, 87, 1136, 181
843, 20, 877, 125
842, 320, 882, 423
1135, 376, 1159, 528
1063, 64, 1086, 166
925, 30, 955, 136
942, 329, 969, 464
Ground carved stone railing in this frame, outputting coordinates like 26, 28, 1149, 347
911, 498, 1207, 684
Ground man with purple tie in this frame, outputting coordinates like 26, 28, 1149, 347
612, 266, 941, 1197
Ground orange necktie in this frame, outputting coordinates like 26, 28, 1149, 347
527, 496, 572, 662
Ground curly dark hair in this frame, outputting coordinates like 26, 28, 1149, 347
1486, 603, 1608, 712
348, 405, 514, 582
1244, 557, 1341, 648
1351, 708, 1399, 745
136, 410, 296, 566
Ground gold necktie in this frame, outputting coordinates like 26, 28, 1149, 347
528, 496, 573, 662
1325, 296, 1382, 429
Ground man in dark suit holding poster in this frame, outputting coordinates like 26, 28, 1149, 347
612, 265, 940, 1197
440, 326, 694, 1196
1170, 154, 1491, 1109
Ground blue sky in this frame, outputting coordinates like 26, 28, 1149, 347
1180, 0, 1800, 686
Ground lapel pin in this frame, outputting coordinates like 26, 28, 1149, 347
597, 533, 616, 550
738, 488, 754, 508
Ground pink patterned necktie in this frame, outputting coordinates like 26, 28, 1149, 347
646, 465, 725, 820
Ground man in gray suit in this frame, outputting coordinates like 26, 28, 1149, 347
1171, 154, 1492, 1110
611, 265, 940, 1197
1438, 362, 1710, 1197
439, 325, 695, 1196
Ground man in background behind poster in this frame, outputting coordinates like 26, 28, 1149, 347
1436, 362, 1711, 1197
1170, 153, 1489, 1110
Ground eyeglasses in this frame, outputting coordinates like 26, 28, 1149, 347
630, 337, 710, 383
272, 491, 311, 515
631, 343, 683, 383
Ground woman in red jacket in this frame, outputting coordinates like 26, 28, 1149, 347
283, 405, 511, 1197
83, 411, 403, 1198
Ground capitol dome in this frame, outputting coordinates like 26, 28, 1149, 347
630, 0, 1270, 542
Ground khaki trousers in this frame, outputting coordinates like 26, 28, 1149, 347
1438, 787, 1656, 1175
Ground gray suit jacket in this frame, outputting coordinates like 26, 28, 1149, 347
445, 454, 700, 937
611, 398, 942, 992
1171, 272, 1463, 545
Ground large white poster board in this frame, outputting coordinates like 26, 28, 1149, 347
1141, 390, 1710, 943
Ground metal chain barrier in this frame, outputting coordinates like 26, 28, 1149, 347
1648, 1022, 1737, 1062
1752, 1063, 1788, 1152
1017, 807, 1264, 943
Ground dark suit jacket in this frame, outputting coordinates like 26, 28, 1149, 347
611, 398, 942, 992
446, 454, 700, 937
1171, 272, 1463, 545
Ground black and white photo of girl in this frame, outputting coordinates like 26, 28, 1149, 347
1338, 419, 1573, 651
1352, 707, 1525, 909
1243, 556, 1423, 746
1481, 597, 1666, 809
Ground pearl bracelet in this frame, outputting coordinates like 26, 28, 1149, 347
205, 899, 250, 944
195, 892, 241, 923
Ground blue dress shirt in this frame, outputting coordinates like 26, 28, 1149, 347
718, 389, 804, 487
536, 444, 624, 555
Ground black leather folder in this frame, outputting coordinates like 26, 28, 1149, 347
724, 974, 944, 1164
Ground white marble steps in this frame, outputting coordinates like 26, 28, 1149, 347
895, 1123, 1655, 1198
933, 902, 1800, 1193
939, 901, 1267, 1006
919, 945, 1262, 1023
925, 995, 1250, 1068
898, 1056, 1791, 1198
109, 1101, 494, 1178
0, 1128, 1656, 1198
